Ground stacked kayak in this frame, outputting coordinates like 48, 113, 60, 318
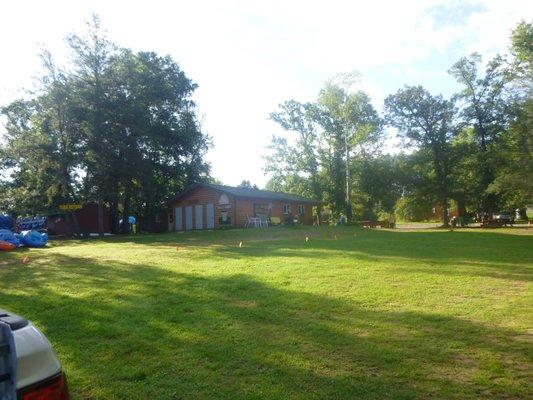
18, 230, 48, 248
0, 229, 20, 250
0, 241, 16, 251
0, 215, 14, 230
0, 229, 48, 251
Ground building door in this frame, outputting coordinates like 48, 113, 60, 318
195, 205, 203, 229
185, 206, 193, 230
206, 203, 215, 229
175, 207, 183, 230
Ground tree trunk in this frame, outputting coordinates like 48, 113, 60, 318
109, 190, 120, 234
97, 198, 104, 237
144, 202, 152, 233
71, 212, 82, 238
442, 197, 450, 227
345, 131, 352, 223
121, 186, 131, 234
310, 173, 322, 226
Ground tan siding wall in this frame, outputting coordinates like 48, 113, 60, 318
272, 200, 313, 225
235, 198, 254, 228
234, 198, 314, 227
170, 187, 316, 230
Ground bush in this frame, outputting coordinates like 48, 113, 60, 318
395, 197, 433, 222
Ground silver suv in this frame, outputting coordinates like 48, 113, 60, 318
0, 309, 69, 400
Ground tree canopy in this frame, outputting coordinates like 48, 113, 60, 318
265, 20, 533, 225
0, 15, 211, 231
2, 17, 531, 228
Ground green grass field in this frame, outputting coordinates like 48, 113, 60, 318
1, 227, 531, 399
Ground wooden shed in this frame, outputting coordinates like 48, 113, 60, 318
168, 183, 320, 231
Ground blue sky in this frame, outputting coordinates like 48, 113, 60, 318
1, 0, 531, 187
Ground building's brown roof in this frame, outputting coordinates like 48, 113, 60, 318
169, 183, 321, 205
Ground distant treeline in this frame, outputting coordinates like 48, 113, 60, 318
264, 21, 532, 225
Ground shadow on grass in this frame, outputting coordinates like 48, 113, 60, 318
47, 225, 533, 271
0, 252, 530, 399
198, 228, 532, 283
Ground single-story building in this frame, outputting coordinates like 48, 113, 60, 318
42, 202, 111, 236
168, 183, 320, 230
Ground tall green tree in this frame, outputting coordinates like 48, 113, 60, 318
489, 20, 533, 210
0, 51, 80, 215
266, 100, 322, 203
64, 17, 210, 232
507, 20, 533, 94
102, 49, 210, 231
385, 86, 456, 226
449, 53, 508, 213
1, 15, 211, 233
317, 82, 382, 221
67, 14, 120, 229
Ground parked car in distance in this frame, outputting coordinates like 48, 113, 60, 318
0, 309, 69, 400
494, 213, 513, 225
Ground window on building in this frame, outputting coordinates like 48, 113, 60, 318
283, 204, 291, 214
254, 203, 270, 217
298, 205, 305, 215
220, 211, 231, 224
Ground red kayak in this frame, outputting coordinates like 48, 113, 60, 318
0, 240, 16, 251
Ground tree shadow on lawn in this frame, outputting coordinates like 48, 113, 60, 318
49, 227, 533, 283
0, 254, 530, 399
78, 226, 532, 264
203, 229, 532, 283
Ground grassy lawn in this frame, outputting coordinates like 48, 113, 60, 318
0, 226, 531, 399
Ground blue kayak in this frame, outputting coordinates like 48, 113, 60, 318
18, 230, 48, 248
0, 215, 14, 230
0, 229, 20, 247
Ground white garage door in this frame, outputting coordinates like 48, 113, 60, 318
175, 207, 183, 230
206, 203, 215, 229
195, 205, 203, 229
185, 206, 193, 230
